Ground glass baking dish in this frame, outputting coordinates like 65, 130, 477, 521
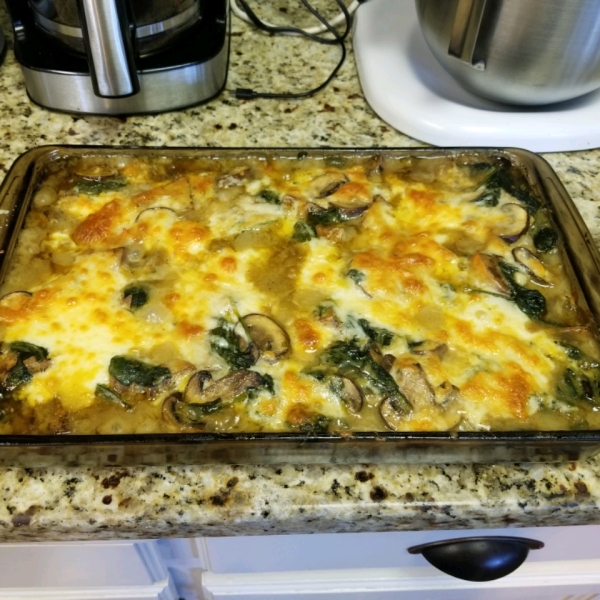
0, 145, 599, 467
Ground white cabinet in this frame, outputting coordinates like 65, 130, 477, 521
0, 540, 178, 600
190, 526, 600, 600
1, 526, 599, 599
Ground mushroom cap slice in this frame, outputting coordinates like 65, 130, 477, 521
397, 364, 435, 411
135, 206, 178, 224
379, 395, 412, 430
74, 162, 119, 180
433, 382, 463, 430
215, 167, 251, 189
469, 253, 511, 296
493, 203, 530, 243
512, 247, 550, 285
0, 291, 32, 310
240, 314, 291, 363
330, 375, 364, 414
409, 340, 448, 358
434, 381, 460, 407
183, 370, 214, 404
309, 173, 349, 199
367, 344, 396, 372
162, 393, 221, 427
184, 369, 265, 405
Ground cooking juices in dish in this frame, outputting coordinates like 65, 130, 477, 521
0, 152, 599, 435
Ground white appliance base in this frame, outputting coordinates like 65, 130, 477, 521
353, 0, 600, 152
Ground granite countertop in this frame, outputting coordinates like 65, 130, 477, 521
0, 2, 600, 542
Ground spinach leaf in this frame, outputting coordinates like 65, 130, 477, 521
307, 208, 358, 227
466, 162, 495, 173
10, 342, 48, 362
178, 399, 224, 421
554, 341, 600, 409
513, 287, 547, 319
3, 342, 50, 391
498, 262, 547, 320
298, 413, 331, 434
258, 189, 280, 205
472, 188, 500, 207
485, 167, 541, 215
320, 339, 398, 397
533, 227, 558, 253
357, 318, 394, 347
292, 221, 317, 242
95, 384, 131, 409
347, 269, 365, 285
209, 318, 258, 369
4, 360, 32, 390
76, 178, 127, 196
109, 356, 171, 387
123, 285, 148, 310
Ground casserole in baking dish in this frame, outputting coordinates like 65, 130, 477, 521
0, 146, 599, 465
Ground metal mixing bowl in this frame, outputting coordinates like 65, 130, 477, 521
415, 0, 600, 106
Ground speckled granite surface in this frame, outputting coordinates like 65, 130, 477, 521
0, 2, 599, 542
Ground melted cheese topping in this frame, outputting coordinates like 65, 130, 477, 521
0, 152, 599, 435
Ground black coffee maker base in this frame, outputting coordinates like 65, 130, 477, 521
7, 0, 229, 115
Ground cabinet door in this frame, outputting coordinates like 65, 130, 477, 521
0, 540, 178, 600
192, 526, 600, 600
202, 561, 600, 600
203, 525, 600, 574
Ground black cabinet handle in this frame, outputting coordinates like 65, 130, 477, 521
407, 536, 544, 582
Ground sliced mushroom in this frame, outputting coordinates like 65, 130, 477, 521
331, 195, 375, 212
384, 367, 463, 431
433, 382, 463, 430
493, 203, 530, 243
379, 394, 412, 430
74, 162, 119, 180
307, 203, 370, 226
163, 393, 184, 427
434, 381, 460, 407
215, 167, 250, 189
183, 369, 265, 405
183, 370, 214, 404
238, 314, 291, 364
23, 355, 51, 375
367, 344, 396, 372
95, 383, 132, 409
33, 185, 59, 208
330, 375, 364, 414
135, 206, 178, 223
409, 340, 448, 358
0, 291, 32, 310
512, 247, 550, 286
380, 354, 396, 372
469, 253, 511, 296
309, 173, 349, 198
51, 250, 77, 269
123, 285, 148, 310
120, 242, 147, 268
162, 392, 218, 427
397, 364, 435, 411
365, 154, 384, 177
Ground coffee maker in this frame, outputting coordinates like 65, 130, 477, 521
5, 0, 229, 115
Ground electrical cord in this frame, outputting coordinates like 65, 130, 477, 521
230, 0, 360, 36
230, 0, 358, 100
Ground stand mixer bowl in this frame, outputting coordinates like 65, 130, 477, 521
415, 0, 600, 106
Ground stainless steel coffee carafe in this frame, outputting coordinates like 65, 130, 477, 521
29, 0, 201, 98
